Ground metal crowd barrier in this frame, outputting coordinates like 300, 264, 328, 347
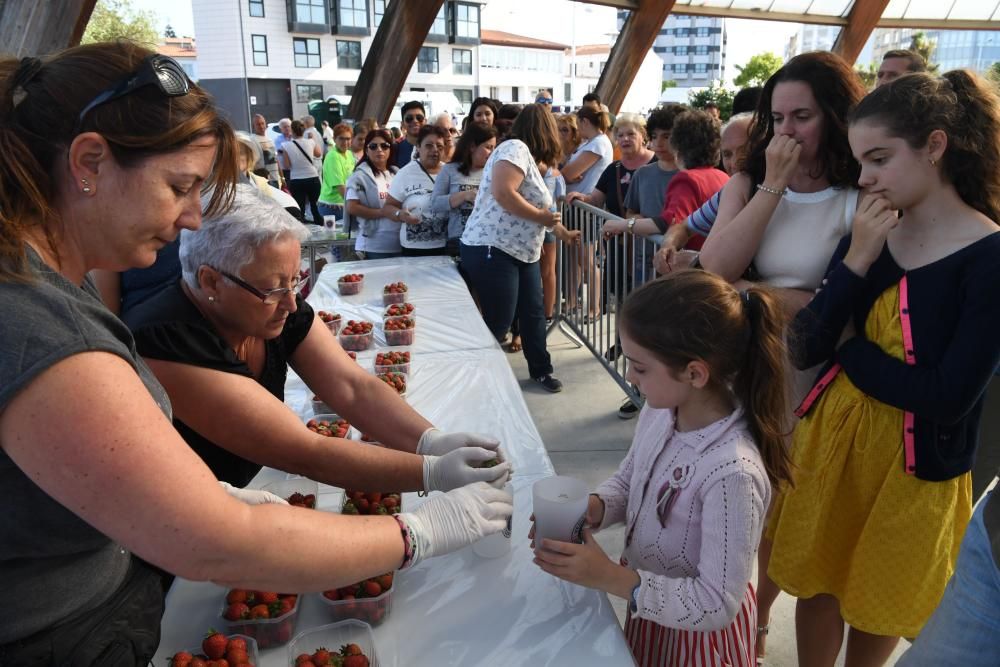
550, 200, 661, 404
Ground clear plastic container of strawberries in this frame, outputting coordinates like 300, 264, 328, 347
382, 315, 416, 346
319, 570, 395, 626
337, 273, 364, 296
288, 620, 377, 667
373, 350, 410, 375
167, 631, 258, 667
318, 310, 342, 335
382, 281, 408, 306
219, 589, 301, 648
338, 320, 374, 352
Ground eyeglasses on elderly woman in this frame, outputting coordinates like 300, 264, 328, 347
216, 268, 300, 304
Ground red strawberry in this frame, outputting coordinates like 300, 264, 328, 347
171, 652, 194, 667
248, 603, 270, 619
296, 661, 316, 667
376, 573, 393, 590
189, 659, 208, 667
223, 602, 249, 621
363, 580, 382, 597
365, 492, 382, 504
202, 630, 227, 660
312, 648, 332, 664
226, 637, 247, 653
355, 498, 370, 513
342, 655, 369, 667
256, 591, 279, 604
322, 588, 340, 600
342, 644, 363, 656
226, 589, 249, 605
225, 648, 248, 665
295, 655, 314, 666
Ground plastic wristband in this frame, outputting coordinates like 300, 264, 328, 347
393, 514, 418, 570
756, 183, 787, 197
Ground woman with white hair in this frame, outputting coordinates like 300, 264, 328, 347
125, 185, 511, 493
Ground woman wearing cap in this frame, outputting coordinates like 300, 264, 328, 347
0, 42, 511, 664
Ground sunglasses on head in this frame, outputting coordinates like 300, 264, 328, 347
536, 98, 553, 105
404, 114, 425, 123
76, 55, 190, 131
368, 142, 391, 151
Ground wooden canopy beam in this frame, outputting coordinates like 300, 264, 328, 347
347, 0, 446, 125
0, 0, 97, 57
832, 0, 892, 64
595, 0, 677, 114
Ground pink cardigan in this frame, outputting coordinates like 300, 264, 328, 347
595, 406, 770, 631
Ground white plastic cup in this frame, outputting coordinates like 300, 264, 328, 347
472, 481, 513, 559
532, 476, 588, 546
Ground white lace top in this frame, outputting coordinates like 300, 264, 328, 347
595, 405, 770, 631
460, 139, 552, 263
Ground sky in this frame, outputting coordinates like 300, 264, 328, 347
130, 0, 801, 86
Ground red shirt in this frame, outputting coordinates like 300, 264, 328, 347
660, 166, 729, 250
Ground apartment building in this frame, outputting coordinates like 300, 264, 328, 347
617, 11, 726, 88
192, 0, 482, 129
478, 30, 566, 105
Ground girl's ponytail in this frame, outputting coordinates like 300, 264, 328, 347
734, 287, 793, 487
940, 70, 1000, 223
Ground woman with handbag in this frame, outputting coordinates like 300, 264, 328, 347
281, 119, 323, 224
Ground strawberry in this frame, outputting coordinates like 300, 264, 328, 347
312, 648, 332, 664
189, 659, 208, 667
365, 492, 382, 504
223, 602, 249, 621
322, 588, 340, 600
256, 591, 279, 604
171, 651, 194, 667
202, 630, 228, 660
376, 573, 393, 590
296, 661, 317, 667
381, 496, 398, 510
226, 637, 247, 652
363, 580, 382, 597
248, 603, 270, 619
341, 644, 363, 656
226, 589, 249, 605
342, 655, 369, 667
225, 648, 248, 665
354, 498, 370, 513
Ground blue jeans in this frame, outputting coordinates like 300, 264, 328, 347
460, 243, 553, 378
318, 202, 343, 219
897, 491, 1000, 666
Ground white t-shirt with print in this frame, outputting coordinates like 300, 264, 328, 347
566, 133, 613, 196
389, 160, 446, 250
461, 139, 552, 264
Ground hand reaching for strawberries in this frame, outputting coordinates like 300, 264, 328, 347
219, 481, 289, 506
417, 427, 501, 457
422, 447, 512, 492
398, 481, 513, 567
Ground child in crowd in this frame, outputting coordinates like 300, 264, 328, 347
768, 69, 1000, 666
532, 270, 793, 666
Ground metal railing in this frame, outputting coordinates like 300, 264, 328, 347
549, 200, 662, 404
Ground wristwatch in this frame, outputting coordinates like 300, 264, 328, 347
626, 218, 636, 233
394, 209, 402, 219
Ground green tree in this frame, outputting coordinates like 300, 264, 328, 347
988, 62, 1000, 88
661, 79, 678, 91
908, 31, 940, 73
855, 62, 877, 89
733, 52, 783, 88
688, 83, 735, 121
83, 0, 159, 46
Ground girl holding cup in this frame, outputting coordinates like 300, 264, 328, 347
531, 270, 793, 667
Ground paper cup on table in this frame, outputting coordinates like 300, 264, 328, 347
532, 476, 588, 546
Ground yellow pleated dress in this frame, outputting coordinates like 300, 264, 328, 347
766, 284, 972, 638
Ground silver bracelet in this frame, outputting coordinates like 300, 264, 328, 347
756, 183, 787, 197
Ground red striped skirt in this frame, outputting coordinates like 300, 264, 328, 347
623, 582, 757, 667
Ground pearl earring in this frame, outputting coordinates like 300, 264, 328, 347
208, 296, 216, 302
81, 179, 91, 193
930, 158, 937, 166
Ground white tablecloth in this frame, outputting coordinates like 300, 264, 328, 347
154, 257, 634, 666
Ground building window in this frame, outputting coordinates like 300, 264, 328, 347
418, 47, 439, 73
696, 27, 710, 37
454, 2, 479, 39
511, 87, 518, 102
251, 34, 268, 66
337, 0, 368, 27
454, 89, 472, 107
693, 63, 708, 73
295, 0, 326, 24
293, 38, 321, 68
296, 84, 324, 102
337, 40, 362, 68
373, 0, 387, 27
675, 45, 689, 55
695, 45, 708, 55
430, 6, 446, 35
672, 63, 687, 73
249, 0, 264, 17
489, 86, 499, 98
452, 48, 472, 75
564, 83, 571, 101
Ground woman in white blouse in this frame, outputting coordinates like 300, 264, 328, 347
460, 105, 580, 393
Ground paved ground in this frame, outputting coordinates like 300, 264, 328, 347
502, 324, 1000, 666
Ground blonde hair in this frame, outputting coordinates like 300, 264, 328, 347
613, 112, 648, 142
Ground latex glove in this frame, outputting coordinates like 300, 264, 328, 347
416, 427, 500, 457
219, 481, 288, 506
423, 447, 512, 492
398, 481, 513, 566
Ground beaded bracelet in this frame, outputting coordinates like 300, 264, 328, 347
393, 514, 417, 570
756, 183, 787, 197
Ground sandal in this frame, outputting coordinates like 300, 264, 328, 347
756, 624, 769, 665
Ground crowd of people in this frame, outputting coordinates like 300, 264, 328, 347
1, 38, 999, 667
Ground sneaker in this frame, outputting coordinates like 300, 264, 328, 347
618, 399, 640, 419
533, 374, 563, 393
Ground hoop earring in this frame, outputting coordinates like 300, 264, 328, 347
81, 179, 91, 194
